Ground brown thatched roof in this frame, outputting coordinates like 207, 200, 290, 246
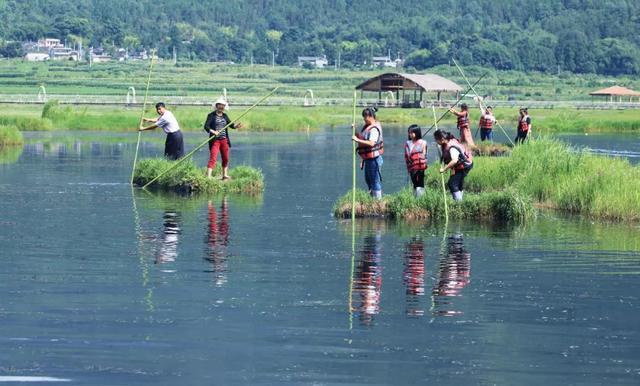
589, 85, 640, 97
355, 73, 462, 93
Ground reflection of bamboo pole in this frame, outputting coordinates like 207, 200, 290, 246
452, 58, 515, 146
349, 90, 357, 331
131, 185, 154, 313
432, 106, 449, 221
131, 50, 155, 184
142, 87, 279, 189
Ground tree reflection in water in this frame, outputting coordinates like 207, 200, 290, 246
432, 233, 471, 317
205, 197, 230, 287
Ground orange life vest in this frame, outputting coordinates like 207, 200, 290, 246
518, 115, 530, 132
457, 111, 470, 129
356, 122, 384, 160
479, 113, 494, 129
443, 138, 473, 171
404, 139, 427, 172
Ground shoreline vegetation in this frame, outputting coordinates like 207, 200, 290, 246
0, 125, 24, 147
1, 102, 640, 134
334, 138, 640, 223
133, 158, 264, 195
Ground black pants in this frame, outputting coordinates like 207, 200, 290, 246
165, 131, 184, 160
410, 170, 425, 189
515, 130, 528, 144
448, 164, 472, 193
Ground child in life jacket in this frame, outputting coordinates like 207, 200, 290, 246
404, 124, 427, 197
352, 107, 384, 199
434, 129, 473, 201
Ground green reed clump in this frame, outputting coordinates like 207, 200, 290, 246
465, 137, 640, 221
334, 187, 535, 223
134, 158, 264, 195
0, 125, 24, 146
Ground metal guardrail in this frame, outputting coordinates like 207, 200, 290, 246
1, 94, 640, 109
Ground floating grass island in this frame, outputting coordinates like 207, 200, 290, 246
133, 158, 264, 195
335, 138, 640, 223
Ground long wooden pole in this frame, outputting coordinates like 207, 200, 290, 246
141, 87, 279, 189
423, 72, 487, 137
349, 90, 357, 329
452, 58, 515, 146
130, 50, 155, 184
432, 105, 448, 221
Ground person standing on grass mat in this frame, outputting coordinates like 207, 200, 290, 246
449, 103, 475, 147
352, 107, 384, 200
139, 102, 184, 160
434, 129, 473, 201
478, 105, 496, 142
204, 97, 243, 180
515, 108, 532, 144
404, 124, 427, 197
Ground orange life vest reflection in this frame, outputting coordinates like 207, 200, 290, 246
351, 232, 383, 326
205, 198, 230, 287
432, 234, 471, 316
155, 210, 181, 264
403, 237, 426, 317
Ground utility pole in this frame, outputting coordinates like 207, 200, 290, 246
272, 50, 275, 67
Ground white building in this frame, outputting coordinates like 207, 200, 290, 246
372, 55, 397, 68
50, 47, 79, 61
38, 38, 62, 49
298, 55, 328, 68
24, 52, 50, 61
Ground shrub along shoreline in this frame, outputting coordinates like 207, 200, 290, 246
334, 138, 640, 223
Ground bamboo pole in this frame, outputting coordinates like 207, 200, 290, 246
422, 72, 487, 137
452, 58, 515, 146
432, 105, 449, 221
130, 50, 155, 185
141, 87, 279, 189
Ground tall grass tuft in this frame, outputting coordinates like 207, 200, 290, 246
0, 125, 24, 146
133, 158, 264, 195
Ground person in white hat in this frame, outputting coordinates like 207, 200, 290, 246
204, 97, 243, 179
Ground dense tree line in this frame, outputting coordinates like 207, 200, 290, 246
0, 0, 639, 75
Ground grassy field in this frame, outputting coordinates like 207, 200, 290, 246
1, 59, 639, 101
2, 101, 640, 134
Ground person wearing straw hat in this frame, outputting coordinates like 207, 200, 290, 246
204, 97, 244, 180
139, 102, 184, 160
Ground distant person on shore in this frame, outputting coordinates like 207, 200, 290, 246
515, 108, 531, 144
434, 129, 473, 201
478, 105, 496, 142
449, 103, 475, 147
204, 97, 243, 180
139, 102, 184, 160
352, 107, 384, 200
404, 124, 427, 197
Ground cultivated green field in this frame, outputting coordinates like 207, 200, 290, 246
1, 60, 640, 133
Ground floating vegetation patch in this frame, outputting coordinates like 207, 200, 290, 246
333, 187, 536, 223
133, 158, 264, 195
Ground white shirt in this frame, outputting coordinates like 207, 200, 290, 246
449, 147, 460, 163
156, 110, 181, 134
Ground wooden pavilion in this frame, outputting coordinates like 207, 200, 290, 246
355, 73, 462, 107
589, 86, 640, 102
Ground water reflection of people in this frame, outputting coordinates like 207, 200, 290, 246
155, 210, 182, 264
205, 197, 230, 286
432, 233, 471, 317
403, 237, 426, 317
351, 230, 383, 326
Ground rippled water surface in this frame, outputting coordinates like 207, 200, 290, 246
1, 130, 639, 385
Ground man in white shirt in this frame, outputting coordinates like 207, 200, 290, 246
139, 102, 184, 160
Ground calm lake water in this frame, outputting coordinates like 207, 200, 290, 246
1, 129, 639, 385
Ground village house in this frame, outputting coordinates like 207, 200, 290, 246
297, 55, 328, 68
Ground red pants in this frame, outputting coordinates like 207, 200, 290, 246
207, 139, 230, 169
